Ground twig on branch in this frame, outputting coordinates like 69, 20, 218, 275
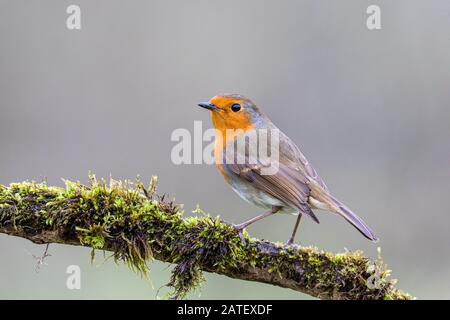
0, 175, 412, 300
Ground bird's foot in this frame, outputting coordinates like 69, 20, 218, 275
232, 224, 247, 244
285, 238, 296, 247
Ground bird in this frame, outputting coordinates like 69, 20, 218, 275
198, 94, 378, 244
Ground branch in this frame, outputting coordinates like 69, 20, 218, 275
0, 176, 412, 300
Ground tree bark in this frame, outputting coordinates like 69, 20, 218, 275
0, 177, 412, 300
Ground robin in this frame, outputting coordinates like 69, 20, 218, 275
198, 94, 378, 244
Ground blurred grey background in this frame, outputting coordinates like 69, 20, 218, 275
1, 0, 449, 299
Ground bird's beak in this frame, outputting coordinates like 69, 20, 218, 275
198, 102, 218, 111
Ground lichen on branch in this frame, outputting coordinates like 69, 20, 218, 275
0, 175, 412, 300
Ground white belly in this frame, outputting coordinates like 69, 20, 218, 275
228, 176, 297, 215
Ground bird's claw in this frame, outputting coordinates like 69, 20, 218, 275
285, 238, 296, 247
232, 224, 247, 244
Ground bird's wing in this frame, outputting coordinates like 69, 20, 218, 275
278, 130, 330, 192
223, 144, 319, 223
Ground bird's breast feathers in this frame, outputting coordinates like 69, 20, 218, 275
212, 128, 326, 222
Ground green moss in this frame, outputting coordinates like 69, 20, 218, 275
0, 176, 413, 300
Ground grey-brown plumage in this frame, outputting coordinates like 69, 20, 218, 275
199, 94, 379, 243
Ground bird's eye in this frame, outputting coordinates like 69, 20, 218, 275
231, 104, 241, 112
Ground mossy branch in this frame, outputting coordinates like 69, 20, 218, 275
0, 176, 412, 300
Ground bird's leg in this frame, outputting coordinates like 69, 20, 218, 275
233, 206, 280, 242
233, 210, 274, 231
286, 213, 302, 245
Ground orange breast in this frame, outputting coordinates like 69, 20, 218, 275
213, 127, 255, 182
214, 132, 228, 180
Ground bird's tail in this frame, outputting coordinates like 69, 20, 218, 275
310, 185, 379, 242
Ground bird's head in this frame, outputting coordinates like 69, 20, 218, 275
198, 94, 265, 134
